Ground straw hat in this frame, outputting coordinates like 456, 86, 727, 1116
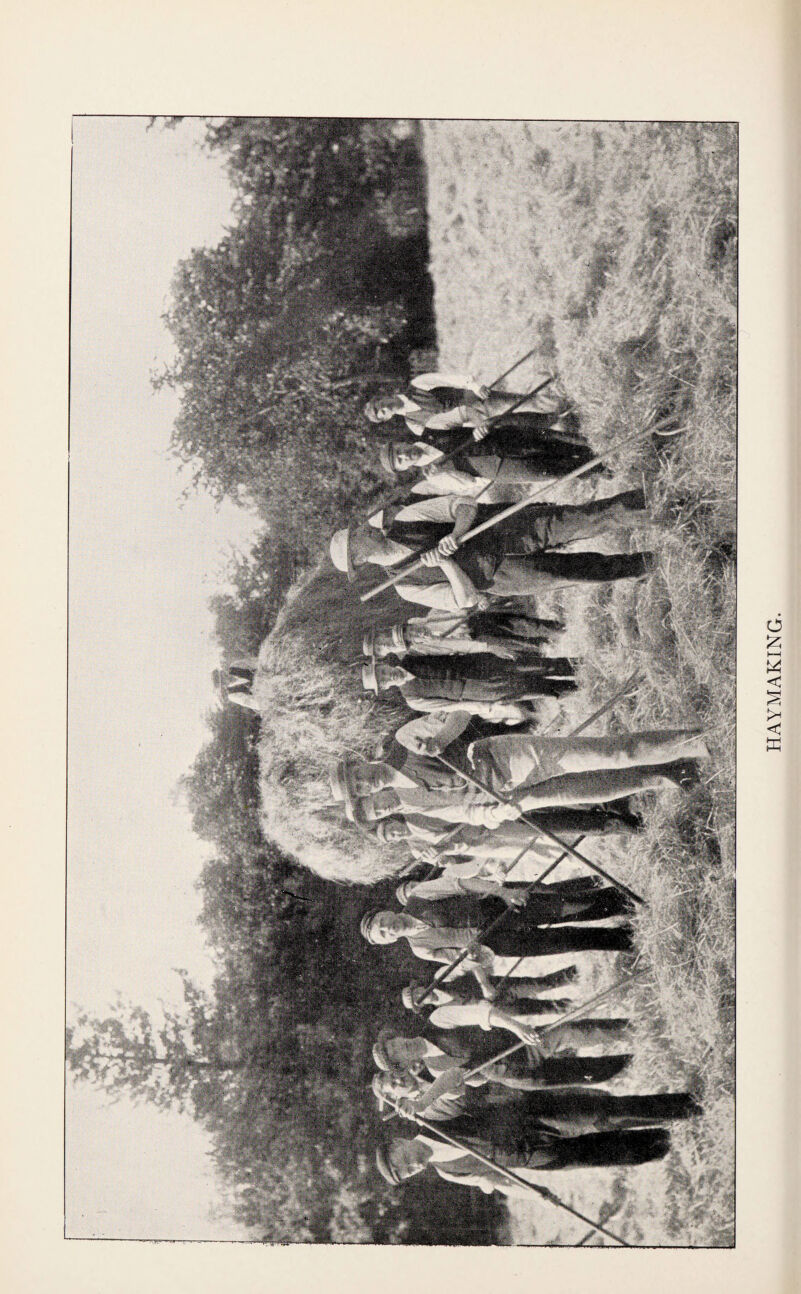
395, 880, 414, 907
371, 1024, 399, 1070
400, 986, 417, 1012
329, 757, 375, 828
329, 526, 356, 581
361, 659, 380, 693
360, 908, 385, 944
329, 757, 355, 803
374, 817, 405, 844
375, 1143, 402, 1185
363, 626, 405, 657
379, 442, 399, 476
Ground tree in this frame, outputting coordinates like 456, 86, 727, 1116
152, 116, 434, 561
66, 976, 249, 1116
208, 532, 300, 658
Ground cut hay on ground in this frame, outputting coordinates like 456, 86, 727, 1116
255, 564, 415, 885
422, 119, 736, 1247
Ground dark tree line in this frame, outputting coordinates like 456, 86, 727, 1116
68, 699, 501, 1241
69, 119, 501, 1242
152, 116, 436, 565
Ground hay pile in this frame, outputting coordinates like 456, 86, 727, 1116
254, 561, 415, 885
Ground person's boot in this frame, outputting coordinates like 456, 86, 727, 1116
661, 759, 703, 790
614, 487, 647, 515
515, 997, 574, 1015
606, 802, 644, 832
611, 1093, 704, 1127
510, 964, 579, 991
547, 1127, 671, 1169
594, 551, 655, 581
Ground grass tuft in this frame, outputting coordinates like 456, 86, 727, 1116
422, 120, 736, 1246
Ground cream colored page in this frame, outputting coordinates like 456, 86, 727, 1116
0, 0, 795, 1290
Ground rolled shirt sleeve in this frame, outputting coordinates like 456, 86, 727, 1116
470, 800, 521, 828
395, 710, 472, 753
395, 579, 463, 613
410, 371, 479, 393
424, 405, 477, 431
429, 1000, 495, 1030
411, 468, 487, 498
393, 496, 465, 524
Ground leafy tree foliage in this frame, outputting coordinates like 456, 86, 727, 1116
66, 976, 250, 1116
68, 119, 499, 1241
153, 116, 435, 564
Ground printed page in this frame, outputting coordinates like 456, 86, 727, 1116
0, 0, 795, 1291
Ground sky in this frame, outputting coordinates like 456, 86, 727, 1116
66, 117, 262, 1240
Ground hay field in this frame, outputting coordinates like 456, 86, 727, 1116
421, 120, 736, 1247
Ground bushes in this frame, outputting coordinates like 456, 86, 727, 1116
149, 119, 488, 1237
154, 116, 435, 564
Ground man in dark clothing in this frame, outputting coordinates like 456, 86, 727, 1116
384, 1068, 700, 1137
398, 900, 636, 962
414, 423, 594, 464
363, 371, 575, 444
360, 904, 636, 969
376, 1126, 672, 1187
329, 490, 653, 611
379, 438, 600, 492
361, 652, 576, 710
401, 883, 634, 931
372, 1025, 632, 1092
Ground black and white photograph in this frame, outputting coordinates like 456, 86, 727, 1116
66, 116, 737, 1246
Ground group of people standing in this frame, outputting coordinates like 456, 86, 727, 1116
319, 371, 709, 1199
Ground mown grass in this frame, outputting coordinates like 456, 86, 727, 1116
422, 120, 736, 1246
